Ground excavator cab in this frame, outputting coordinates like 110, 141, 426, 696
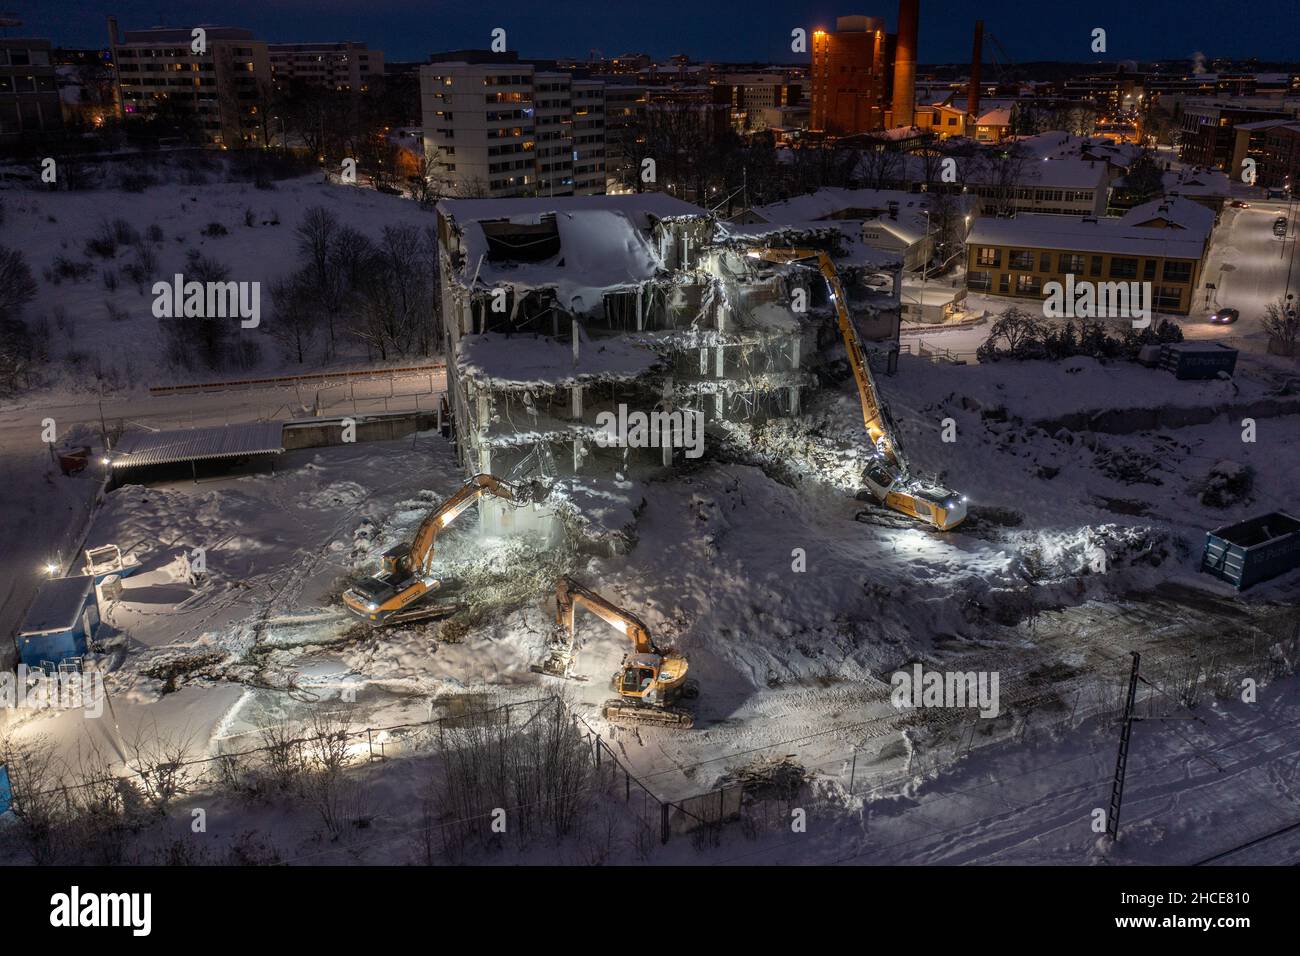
538, 577, 696, 727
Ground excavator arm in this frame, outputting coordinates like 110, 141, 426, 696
406, 473, 518, 577
343, 472, 542, 623
555, 576, 657, 655
745, 247, 966, 531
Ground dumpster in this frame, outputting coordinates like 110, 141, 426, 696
1201, 512, 1300, 589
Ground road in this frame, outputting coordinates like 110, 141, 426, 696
1188, 198, 1300, 353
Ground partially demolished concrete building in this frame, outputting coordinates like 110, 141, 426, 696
434, 194, 904, 534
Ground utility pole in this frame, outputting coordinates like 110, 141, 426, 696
1107, 651, 1141, 842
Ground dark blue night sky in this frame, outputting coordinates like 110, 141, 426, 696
12, 0, 1299, 64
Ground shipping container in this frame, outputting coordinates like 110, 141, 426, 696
1201, 511, 1300, 590
1159, 341, 1238, 380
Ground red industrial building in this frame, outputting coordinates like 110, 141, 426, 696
810, 1, 920, 136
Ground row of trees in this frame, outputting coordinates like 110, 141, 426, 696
977, 305, 1185, 362
268, 206, 441, 366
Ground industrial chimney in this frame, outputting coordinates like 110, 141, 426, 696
968, 20, 983, 119
891, 0, 918, 128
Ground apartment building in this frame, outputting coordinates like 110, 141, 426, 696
965, 197, 1215, 316
267, 41, 383, 92
719, 72, 802, 131
1177, 98, 1300, 171
420, 60, 606, 199
0, 37, 62, 138
603, 83, 645, 190
108, 21, 270, 146
571, 79, 605, 196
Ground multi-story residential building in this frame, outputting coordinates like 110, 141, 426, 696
571, 79, 605, 196
534, 71, 574, 196
1232, 118, 1300, 195
965, 197, 1215, 316
420, 60, 606, 199
421, 60, 537, 198
719, 73, 802, 131
603, 83, 645, 190
267, 41, 383, 92
1177, 98, 1300, 171
108, 21, 271, 146
0, 37, 62, 139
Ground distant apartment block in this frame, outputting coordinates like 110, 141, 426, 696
571, 79, 605, 195
419, 59, 606, 199
0, 38, 62, 138
267, 41, 383, 92
719, 72, 802, 131
1177, 98, 1300, 171
108, 21, 270, 146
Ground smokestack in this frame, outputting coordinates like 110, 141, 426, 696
892, 0, 918, 128
968, 20, 983, 118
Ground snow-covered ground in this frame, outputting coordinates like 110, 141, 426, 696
3, 342, 1296, 863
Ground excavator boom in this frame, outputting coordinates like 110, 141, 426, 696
746, 248, 965, 531
540, 576, 694, 728
343, 473, 540, 623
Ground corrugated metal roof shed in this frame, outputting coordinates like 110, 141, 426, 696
109, 422, 285, 469
19, 575, 95, 636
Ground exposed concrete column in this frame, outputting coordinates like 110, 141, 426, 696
636, 285, 644, 331
715, 345, 725, 377
572, 318, 580, 366
790, 386, 800, 416
573, 437, 582, 473
571, 384, 582, 420
699, 347, 708, 375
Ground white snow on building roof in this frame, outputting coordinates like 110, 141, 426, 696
969, 198, 1212, 259
440, 195, 707, 313
19, 575, 95, 637
109, 422, 285, 469
714, 220, 903, 270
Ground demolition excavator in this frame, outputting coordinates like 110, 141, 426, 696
539, 576, 695, 728
343, 473, 547, 625
746, 248, 967, 531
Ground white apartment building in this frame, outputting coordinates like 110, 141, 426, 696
420, 61, 606, 199
108, 21, 270, 146
571, 79, 606, 196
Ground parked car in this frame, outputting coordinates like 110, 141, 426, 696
1230, 200, 1251, 208
1210, 307, 1239, 324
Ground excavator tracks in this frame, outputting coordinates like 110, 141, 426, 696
602, 699, 695, 729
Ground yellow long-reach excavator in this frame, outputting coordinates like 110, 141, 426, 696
343, 473, 546, 624
540, 576, 695, 728
747, 248, 967, 531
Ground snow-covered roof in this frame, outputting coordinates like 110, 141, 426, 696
19, 575, 95, 637
969, 200, 1212, 260
751, 187, 927, 226
439, 195, 706, 312
109, 422, 285, 469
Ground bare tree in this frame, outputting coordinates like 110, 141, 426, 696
1262, 298, 1299, 356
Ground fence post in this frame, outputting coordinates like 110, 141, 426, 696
367, 728, 374, 762
595, 735, 601, 770
661, 802, 670, 845
849, 749, 857, 794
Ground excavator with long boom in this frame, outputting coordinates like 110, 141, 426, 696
539, 576, 695, 728
746, 248, 967, 531
343, 473, 547, 625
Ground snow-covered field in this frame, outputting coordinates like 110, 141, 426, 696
2, 171, 434, 396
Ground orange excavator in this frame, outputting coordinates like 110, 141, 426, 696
746, 248, 967, 531
343, 473, 547, 624
539, 576, 695, 728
